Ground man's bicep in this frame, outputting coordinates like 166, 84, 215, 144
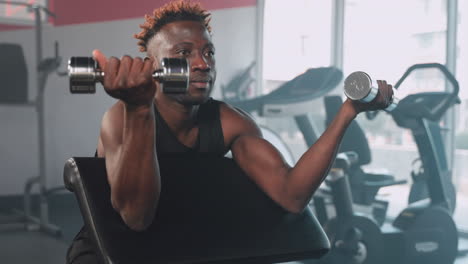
221, 103, 290, 177
231, 134, 291, 208
231, 134, 291, 177
221, 103, 293, 210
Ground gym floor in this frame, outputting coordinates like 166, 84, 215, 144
0, 193, 79, 263
0, 191, 467, 264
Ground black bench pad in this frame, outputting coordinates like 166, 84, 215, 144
63, 154, 330, 264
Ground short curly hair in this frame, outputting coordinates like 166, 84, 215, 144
134, 0, 212, 52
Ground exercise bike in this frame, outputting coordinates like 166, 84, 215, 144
310, 63, 462, 264
312, 94, 408, 226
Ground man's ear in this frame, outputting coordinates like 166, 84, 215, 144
145, 50, 158, 68
152, 56, 160, 69
150, 54, 161, 69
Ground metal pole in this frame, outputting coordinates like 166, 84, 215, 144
445, 0, 458, 171
331, 0, 345, 69
33, 5, 61, 235
34, 5, 50, 225
255, 0, 265, 96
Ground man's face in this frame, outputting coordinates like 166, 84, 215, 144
147, 20, 216, 105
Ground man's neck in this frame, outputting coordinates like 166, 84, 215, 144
154, 96, 200, 134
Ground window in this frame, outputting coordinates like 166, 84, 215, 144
454, 0, 468, 230
261, 0, 333, 160
0, 0, 49, 25
343, 0, 468, 230
263, 0, 333, 85
343, 0, 447, 177
261, 1, 467, 231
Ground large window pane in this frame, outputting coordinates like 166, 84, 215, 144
455, 0, 468, 230
344, 0, 447, 93
0, 0, 49, 25
343, 0, 449, 219
263, 0, 332, 85
262, 0, 333, 160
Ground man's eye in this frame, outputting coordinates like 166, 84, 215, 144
205, 50, 215, 57
177, 50, 191, 56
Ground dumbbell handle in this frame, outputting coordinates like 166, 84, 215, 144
72, 68, 166, 82
344, 71, 398, 112
68, 57, 190, 94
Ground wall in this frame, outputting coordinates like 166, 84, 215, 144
0, 3, 257, 195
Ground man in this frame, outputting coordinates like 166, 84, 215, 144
67, 1, 393, 263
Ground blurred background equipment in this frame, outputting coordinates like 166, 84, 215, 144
0, 1, 64, 236
0, 43, 28, 103
310, 63, 465, 264
223, 64, 343, 147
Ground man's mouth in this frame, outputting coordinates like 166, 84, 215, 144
190, 80, 211, 89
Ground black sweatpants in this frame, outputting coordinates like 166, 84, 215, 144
66, 227, 101, 264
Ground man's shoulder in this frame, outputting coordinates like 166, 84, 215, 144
218, 101, 253, 122
218, 101, 261, 141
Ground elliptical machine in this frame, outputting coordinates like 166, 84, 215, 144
310, 63, 461, 264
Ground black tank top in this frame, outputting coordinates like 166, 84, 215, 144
155, 97, 226, 155
68, 98, 227, 264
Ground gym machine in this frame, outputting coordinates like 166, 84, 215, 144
310, 63, 463, 264
315, 73, 406, 226
0, 1, 64, 236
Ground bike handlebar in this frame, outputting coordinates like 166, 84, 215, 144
394, 62, 459, 96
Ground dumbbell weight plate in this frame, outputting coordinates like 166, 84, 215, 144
344, 71, 398, 112
344, 71, 377, 102
68, 57, 101, 94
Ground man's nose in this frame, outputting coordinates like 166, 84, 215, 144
190, 54, 211, 71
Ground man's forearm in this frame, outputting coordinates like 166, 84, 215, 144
110, 105, 160, 231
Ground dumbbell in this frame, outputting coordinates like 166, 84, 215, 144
68, 57, 190, 94
344, 71, 398, 111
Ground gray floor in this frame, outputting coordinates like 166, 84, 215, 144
0, 192, 82, 264
0, 230, 69, 264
